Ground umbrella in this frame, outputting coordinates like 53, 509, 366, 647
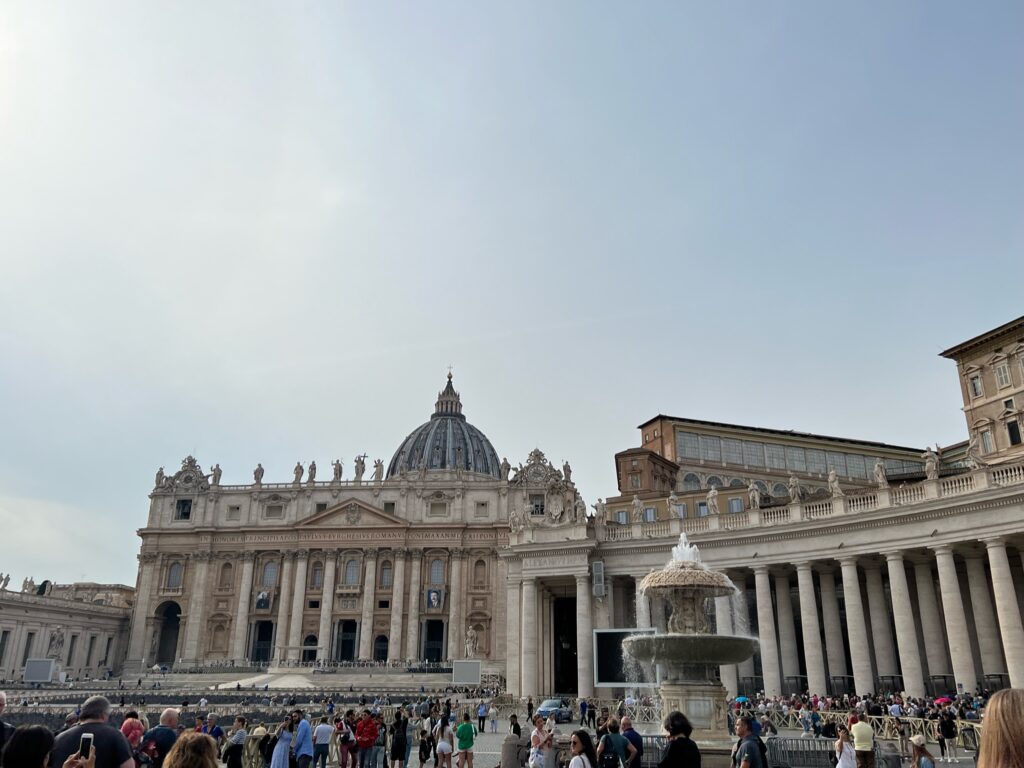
735, 696, 750, 703
935, 697, 953, 705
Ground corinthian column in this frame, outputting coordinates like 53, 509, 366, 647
912, 559, 949, 679
447, 554, 464, 660
817, 567, 847, 681
317, 551, 337, 662
231, 553, 256, 663
521, 578, 539, 697
863, 564, 898, 678
885, 552, 925, 697
127, 553, 159, 665
287, 550, 310, 661
506, 579, 522, 696
796, 563, 827, 695
181, 553, 212, 663
839, 558, 874, 695
576, 573, 595, 698
985, 538, 1024, 687
933, 545, 978, 693
273, 555, 295, 663
388, 551, 407, 661
964, 555, 1006, 677
753, 566, 781, 696
358, 550, 378, 660
774, 571, 800, 685
405, 552, 422, 660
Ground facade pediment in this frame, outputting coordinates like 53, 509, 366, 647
297, 498, 408, 528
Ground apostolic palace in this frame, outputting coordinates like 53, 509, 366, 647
2, 316, 1024, 702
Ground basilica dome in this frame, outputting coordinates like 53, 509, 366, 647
386, 374, 502, 479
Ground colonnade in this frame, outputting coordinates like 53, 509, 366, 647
717, 537, 1024, 697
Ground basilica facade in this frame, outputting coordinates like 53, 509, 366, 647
121, 316, 1024, 701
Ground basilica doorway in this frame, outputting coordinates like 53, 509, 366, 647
155, 602, 181, 664
374, 635, 388, 661
423, 620, 444, 662
251, 621, 274, 662
336, 620, 357, 661
552, 596, 578, 694
302, 635, 318, 663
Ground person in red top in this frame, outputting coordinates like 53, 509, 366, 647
120, 711, 145, 749
355, 711, 379, 768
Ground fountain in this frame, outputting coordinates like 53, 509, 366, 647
623, 534, 758, 743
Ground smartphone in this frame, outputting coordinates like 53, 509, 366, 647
79, 732, 94, 757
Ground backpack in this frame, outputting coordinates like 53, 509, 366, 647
600, 736, 623, 768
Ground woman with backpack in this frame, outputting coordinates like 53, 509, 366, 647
596, 719, 637, 768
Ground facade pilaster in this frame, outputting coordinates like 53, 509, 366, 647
864, 564, 898, 677
715, 594, 739, 695
521, 577, 538, 697
447, 554, 464, 660
912, 560, 949, 679
180, 553, 211, 663
885, 552, 925, 697
964, 555, 1006, 677
575, 573, 595, 698
817, 567, 847, 680
358, 549, 379, 660
231, 553, 256, 662
774, 571, 800, 683
317, 551, 337, 662
273, 554, 295, 662
839, 558, 873, 694
753, 566, 781, 696
388, 551, 407, 661
984, 538, 1024, 687
796, 563, 827, 695
127, 553, 159, 665
405, 552, 423, 660
506, 578, 522, 696
933, 545, 979, 693
287, 550, 310, 660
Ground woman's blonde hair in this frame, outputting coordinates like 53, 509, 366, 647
977, 689, 1024, 768
163, 731, 219, 768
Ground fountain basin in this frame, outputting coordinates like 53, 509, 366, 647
623, 633, 758, 666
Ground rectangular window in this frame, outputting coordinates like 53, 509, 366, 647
785, 447, 806, 473
678, 431, 700, 459
0, 630, 9, 665
475, 501, 488, 517
728, 498, 743, 514
981, 430, 995, 453
384, 502, 396, 515
629, 474, 641, 489
226, 505, 241, 520
308, 599, 321, 609
377, 600, 390, 609
1008, 420, 1022, 446
101, 637, 112, 665
765, 444, 787, 471
969, 375, 984, 397
805, 449, 827, 474
643, 507, 656, 523
699, 435, 722, 462
66, 635, 78, 666
743, 441, 765, 467
630, 459, 639, 469
675, 502, 687, 519
429, 502, 447, 516
22, 632, 35, 665
86, 636, 96, 667
616, 511, 628, 525
174, 499, 192, 520
846, 454, 867, 479
315, 503, 328, 514
996, 364, 1011, 388
265, 504, 283, 519
826, 452, 848, 476
697, 502, 709, 517
1004, 398, 1015, 410
722, 439, 744, 465
529, 495, 545, 515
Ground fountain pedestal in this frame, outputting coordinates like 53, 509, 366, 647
659, 679, 729, 740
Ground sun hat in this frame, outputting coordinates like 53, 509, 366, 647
910, 735, 926, 747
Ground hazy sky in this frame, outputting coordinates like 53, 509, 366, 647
1, 2, 1022, 587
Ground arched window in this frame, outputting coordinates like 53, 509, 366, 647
219, 562, 233, 589
772, 483, 788, 498
729, 478, 745, 488
682, 473, 701, 492
706, 476, 724, 488
261, 561, 278, 588
211, 624, 228, 652
166, 562, 184, 590
473, 560, 486, 586
379, 561, 393, 588
345, 559, 360, 585
309, 562, 324, 589
429, 559, 445, 585
755, 481, 769, 493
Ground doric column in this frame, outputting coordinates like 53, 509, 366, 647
885, 552, 925, 697
506, 578, 522, 696
576, 573, 595, 698
447, 554, 464, 660
521, 578, 539, 697
839, 558, 874, 695
405, 552, 422, 660
984, 538, 1024, 687
733, 580, 756, 683
774, 571, 800, 684
287, 550, 310, 660
181, 553, 212, 663
964, 555, 1006, 677
817, 567, 847, 681
753, 566, 781, 696
864, 564, 898, 677
635, 574, 652, 628
358, 549, 378, 660
388, 551, 407, 661
912, 559, 949, 678
127, 553, 159, 665
273, 554, 295, 662
317, 551, 337, 662
795, 563, 827, 695
933, 545, 979, 693
231, 553, 256, 662
715, 594, 739, 695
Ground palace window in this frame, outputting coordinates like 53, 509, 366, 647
315, 503, 327, 514
805, 449, 827, 474
473, 559, 486, 586
174, 500, 192, 521
629, 474, 641, 489
743, 441, 765, 467
996, 363, 1012, 389
826, 453, 848, 477
261, 561, 278, 588
697, 502, 709, 517
969, 375, 984, 398
529, 494, 545, 515
226, 505, 241, 521
429, 502, 447, 516
219, 562, 233, 589
616, 511, 628, 525
475, 501, 488, 517
722, 439, 744, 465
699, 435, 722, 462
265, 505, 283, 519
379, 561, 393, 588
166, 562, 184, 590
678, 431, 700, 460
728, 498, 744, 514
1004, 398, 1015, 410
643, 507, 656, 523
673, 502, 687, 519
681, 473, 701, 492
344, 560, 360, 585
1008, 420, 1022, 447
706, 476, 723, 488
765, 444, 787, 471
429, 559, 445, 585
310, 562, 324, 589
384, 502, 396, 515
981, 430, 995, 454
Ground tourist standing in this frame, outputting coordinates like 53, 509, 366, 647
390, 710, 409, 768
509, 715, 522, 739
50, 695, 134, 768
596, 719, 637, 768
476, 702, 487, 734
976, 689, 1024, 768
732, 716, 764, 768
938, 713, 958, 763
580, 700, 589, 728
142, 708, 181, 766
162, 731, 219, 768
120, 711, 145, 750
850, 714, 875, 768
621, 718, 644, 766
313, 716, 333, 768
835, 726, 856, 768
911, 735, 936, 768
527, 698, 535, 723
433, 714, 454, 768
488, 704, 499, 734
270, 716, 295, 768
570, 730, 598, 768
456, 713, 475, 768
292, 711, 313, 768
658, 711, 700, 768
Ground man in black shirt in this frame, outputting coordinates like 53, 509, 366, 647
141, 708, 181, 767
50, 695, 134, 768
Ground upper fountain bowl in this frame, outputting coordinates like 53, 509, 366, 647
638, 560, 736, 598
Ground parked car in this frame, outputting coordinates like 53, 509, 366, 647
536, 698, 572, 724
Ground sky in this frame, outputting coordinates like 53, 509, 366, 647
1, 2, 1022, 587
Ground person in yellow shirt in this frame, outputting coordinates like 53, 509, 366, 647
850, 714, 875, 768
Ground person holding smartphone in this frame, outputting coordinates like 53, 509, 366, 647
49, 695, 133, 768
